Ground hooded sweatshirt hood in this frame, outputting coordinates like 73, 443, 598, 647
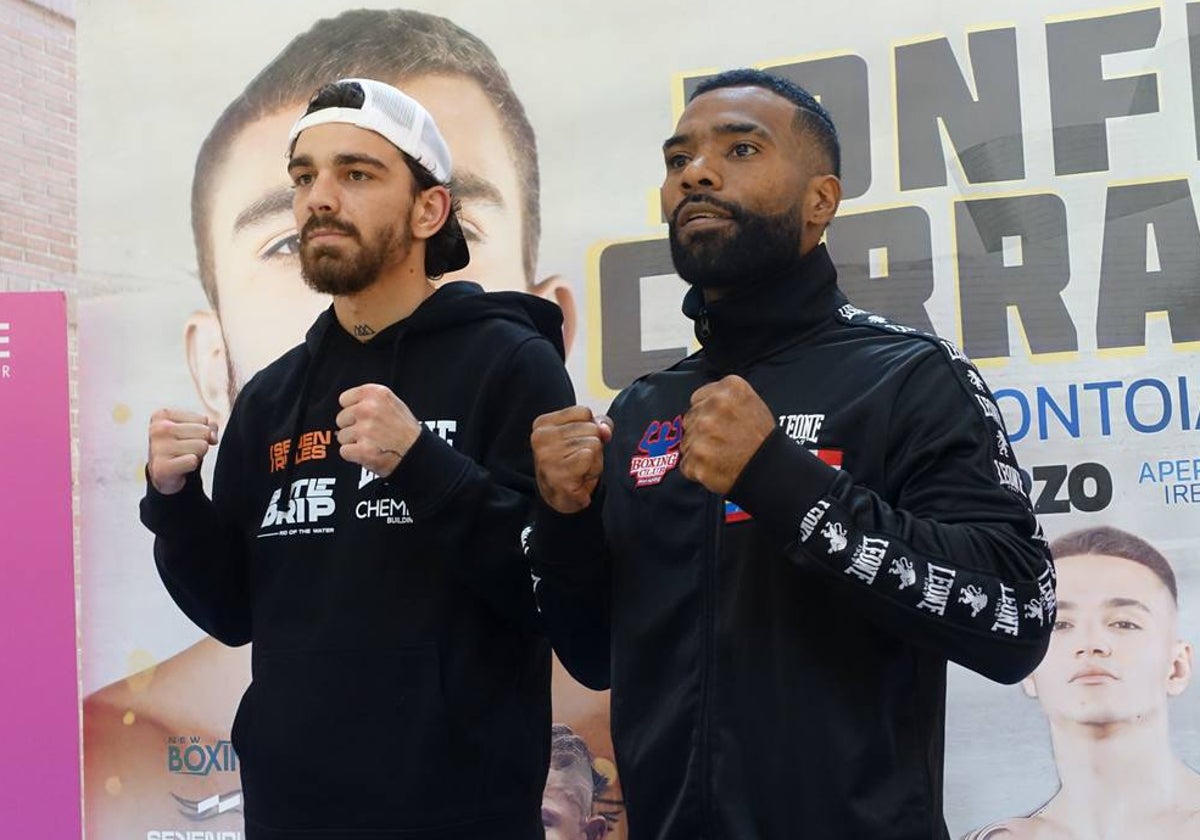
303, 280, 566, 361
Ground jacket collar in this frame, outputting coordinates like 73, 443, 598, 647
681, 242, 845, 372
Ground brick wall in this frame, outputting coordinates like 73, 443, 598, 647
0, 0, 75, 293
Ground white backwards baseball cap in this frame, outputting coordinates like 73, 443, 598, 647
287, 78, 469, 273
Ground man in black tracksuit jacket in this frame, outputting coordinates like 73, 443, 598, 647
142, 79, 573, 839
529, 69, 1054, 840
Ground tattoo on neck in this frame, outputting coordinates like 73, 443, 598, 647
353, 323, 376, 338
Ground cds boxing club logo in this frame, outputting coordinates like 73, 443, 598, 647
630, 415, 683, 488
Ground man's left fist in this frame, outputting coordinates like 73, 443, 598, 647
680, 375, 775, 495
335, 383, 422, 478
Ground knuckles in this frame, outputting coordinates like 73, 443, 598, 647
148, 416, 176, 437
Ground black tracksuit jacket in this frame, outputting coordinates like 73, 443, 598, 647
531, 245, 1055, 840
141, 283, 575, 839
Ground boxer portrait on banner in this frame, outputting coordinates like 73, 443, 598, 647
966, 526, 1200, 839
543, 724, 609, 840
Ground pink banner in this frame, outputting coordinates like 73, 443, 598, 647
0, 291, 80, 838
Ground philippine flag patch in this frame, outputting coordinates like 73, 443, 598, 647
813, 448, 844, 469
724, 500, 751, 523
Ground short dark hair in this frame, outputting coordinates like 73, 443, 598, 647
691, 68, 841, 178
549, 723, 598, 816
191, 7, 540, 307
295, 80, 466, 279
1050, 526, 1178, 604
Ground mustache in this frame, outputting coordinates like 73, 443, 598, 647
301, 214, 359, 243
669, 194, 747, 227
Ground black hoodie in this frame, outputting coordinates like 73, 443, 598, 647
530, 245, 1054, 840
141, 282, 575, 839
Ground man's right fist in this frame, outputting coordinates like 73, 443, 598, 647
531, 406, 613, 515
147, 409, 219, 495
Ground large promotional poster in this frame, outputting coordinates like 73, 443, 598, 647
74, 1, 1199, 838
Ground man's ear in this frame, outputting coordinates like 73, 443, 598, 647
529, 274, 577, 357
185, 309, 232, 426
583, 815, 608, 840
412, 185, 452, 241
1167, 640, 1193, 698
807, 173, 842, 229
802, 174, 842, 254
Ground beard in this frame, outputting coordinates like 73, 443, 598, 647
298, 213, 410, 296
668, 195, 806, 290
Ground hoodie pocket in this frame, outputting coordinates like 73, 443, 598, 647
239, 644, 458, 829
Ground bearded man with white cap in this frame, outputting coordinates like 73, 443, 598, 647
141, 78, 574, 839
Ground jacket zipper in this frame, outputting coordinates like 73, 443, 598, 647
698, 491, 720, 835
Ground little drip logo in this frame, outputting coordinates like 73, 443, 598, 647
629, 416, 683, 488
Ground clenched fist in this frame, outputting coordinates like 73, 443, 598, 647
336, 383, 422, 477
147, 408, 219, 495
531, 406, 613, 514
681, 375, 775, 495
